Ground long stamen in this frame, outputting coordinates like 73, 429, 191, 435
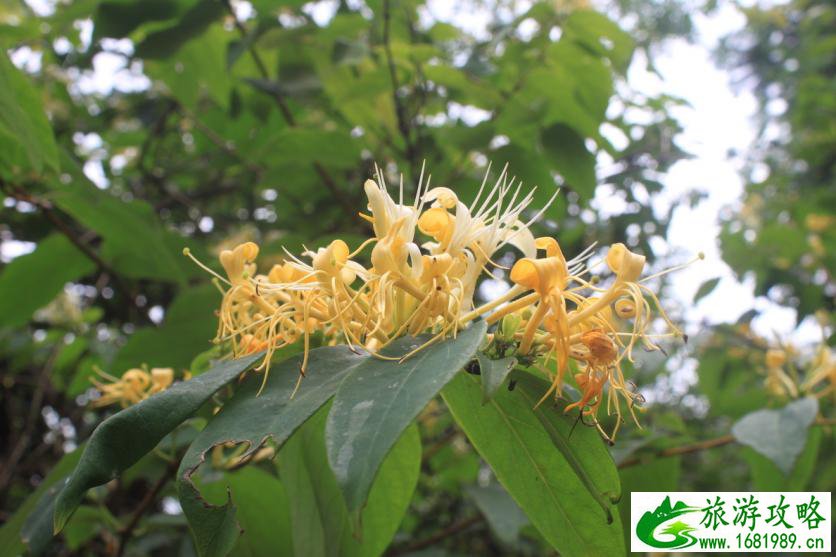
639, 252, 705, 283
183, 248, 231, 285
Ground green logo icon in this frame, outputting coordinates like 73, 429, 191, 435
637, 496, 701, 549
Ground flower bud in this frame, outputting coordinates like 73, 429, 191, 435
765, 349, 786, 368
500, 311, 523, 340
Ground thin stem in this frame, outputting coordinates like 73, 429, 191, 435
116, 460, 178, 556
387, 515, 484, 556
617, 435, 735, 468
617, 417, 836, 469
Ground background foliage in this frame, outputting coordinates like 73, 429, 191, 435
0, 0, 833, 555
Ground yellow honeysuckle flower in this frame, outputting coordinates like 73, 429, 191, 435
802, 346, 836, 399
91, 367, 176, 408
184, 163, 696, 442
509, 237, 572, 398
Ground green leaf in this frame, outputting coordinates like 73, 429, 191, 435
198, 467, 295, 557
0, 51, 59, 177
280, 406, 420, 557
111, 283, 219, 371
731, 397, 818, 474
466, 483, 529, 545
51, 353, 263, 533
476, 352, 516, 403
513, 373, 621, 514
442, 371, 624, 557
491, 143, 558, 209
145, 24, 232, 109
0, 448, 82, 555
135, 0, 226, 59
0, 234, 95, 328
49, 155, 193, 283
326, 320, 487, 512
178, 346, 365, 557
618, 457, 681, 550
541, 124, 596, 199
62, 506, 109, 551
693, 277, 721, 303
743, 427, 822, 490
563, 10, 634, 73
93, 0, 188, 40
697, 346, 769, 418
254, 128, 362, 169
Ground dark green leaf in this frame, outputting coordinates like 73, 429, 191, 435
476, 352, 516, 403
280, 407, 421, 557
442, 371, 624, 557
541, 124, 596, 199
693, 277, 721, 303
51, 353, 263, 533
617, 457, 681, 550
135, 0, 226, 59
93, 0, 188, 40
0, 51, 59, 177
177, 346, 365, 557
0, 234, 95, 328
144, 25, 232, 109
326, 320, 487, 512
62, 506, 109, 551
198, 467, 295, 557
731, 397, 818, 474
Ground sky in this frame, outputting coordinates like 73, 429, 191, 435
5, 0, 818, 346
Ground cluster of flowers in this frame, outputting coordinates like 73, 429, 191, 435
763, 315, 836, 402
90, 366, 174, 408
175, 166, 692, 441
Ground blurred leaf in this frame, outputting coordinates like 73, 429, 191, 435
0, 51, 58, 177
731, 397, 818, 474
62, 506, 109, 551
693, 276, 721, 303
145, 25, 232, 109
743, 424, 822, 489
442, 371, 624, 556
541, 124, 596, 199
135, 0, 226, 59
0, 448, 81, 555
697, 346, 768, 418
198, 467, 294, 557
465, 483, 529, 545
563, 10, 634, 73
178, 346, 365, 557
250, 0, 309, 11
49, 353, 263, 534
491, 144, 557, 207
0, 234, 95, 328
280, 407, 420, 557
93, 0, 189, 40
49, 156, 192, 284
254, 128, 361, 169
477, 352, 516, 403
326, 321, 486, 512
617, 457, 681, 550
111, 283, 219, 371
